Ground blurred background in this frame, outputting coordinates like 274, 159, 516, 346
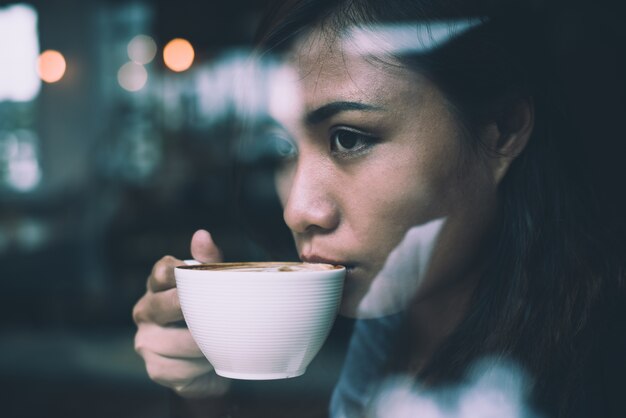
0, 1, 325, 417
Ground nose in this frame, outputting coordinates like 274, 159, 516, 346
282, 160, 340, 234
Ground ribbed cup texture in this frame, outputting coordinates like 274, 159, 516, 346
175, 267, 345, 380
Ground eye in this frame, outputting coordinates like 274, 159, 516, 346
330, 128, 377, 154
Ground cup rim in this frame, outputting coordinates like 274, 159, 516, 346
176, 261, 345, 272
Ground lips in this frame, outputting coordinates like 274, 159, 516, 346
300, 255, 354, 271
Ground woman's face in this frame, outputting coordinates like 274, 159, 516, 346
266, 29, 499, 317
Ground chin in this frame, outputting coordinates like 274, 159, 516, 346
338, 278, 366, 318
338, 280, 386, 319
339, 278, 407, 319
338, 300, 359, 318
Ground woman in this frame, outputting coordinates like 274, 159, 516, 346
133, 0, 625, 417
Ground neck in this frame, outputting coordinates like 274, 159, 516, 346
404, 207, 499, 376
406, 269, 480, 375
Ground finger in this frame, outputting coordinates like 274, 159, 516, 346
148, 255, 184, 293
141, 350, 214, 389
135, 323, 204, 358
133, 288, 184, 325
190, 230, 223, 264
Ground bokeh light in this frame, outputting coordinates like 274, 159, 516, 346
37, 50, 66, 83
0, 4, 40, 100
127, 34, 157, 65
117, 62, 148, 92
163, 38, 194, 72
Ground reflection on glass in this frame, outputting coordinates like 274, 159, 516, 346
345, 19, 484, 56
356, 219, 446, 318
370, 359, 540, 418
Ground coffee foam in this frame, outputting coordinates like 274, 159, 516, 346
232, 264, 336, 272
180, 262, 340, 272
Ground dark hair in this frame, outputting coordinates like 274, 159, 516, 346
253, 1, 626, 416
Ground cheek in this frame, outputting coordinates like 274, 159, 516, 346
360, 149, 460, 225
377, 119, 469, 222
344, 144, 489, 266
337, 161, 440, 265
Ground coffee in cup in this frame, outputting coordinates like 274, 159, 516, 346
181, 261, 338, 272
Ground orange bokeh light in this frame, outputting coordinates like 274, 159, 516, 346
37, 50, 66, 83
163, 38, 194, 72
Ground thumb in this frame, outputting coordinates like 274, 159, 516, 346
190, 230, 223, 263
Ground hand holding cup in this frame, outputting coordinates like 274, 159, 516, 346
133, 230, 231, 398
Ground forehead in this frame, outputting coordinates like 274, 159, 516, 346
266, 28, 431, 121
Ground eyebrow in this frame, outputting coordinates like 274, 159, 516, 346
305, 101, 384, 125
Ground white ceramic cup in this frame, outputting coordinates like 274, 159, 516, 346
175, 262, 345, 380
